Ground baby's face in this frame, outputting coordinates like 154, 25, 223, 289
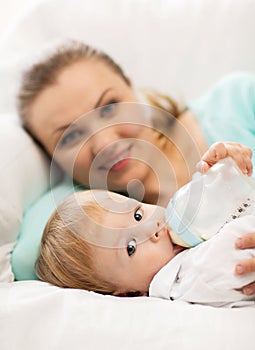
83, 191, 183, 294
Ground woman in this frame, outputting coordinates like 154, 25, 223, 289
17, 40, 255, 294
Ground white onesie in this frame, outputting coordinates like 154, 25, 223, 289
149, 215, 255, 307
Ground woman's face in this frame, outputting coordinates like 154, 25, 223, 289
28, 59, 155, 192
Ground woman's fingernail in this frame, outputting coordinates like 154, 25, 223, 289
235, 238, 244, 249
244, 287, 253, 295
235, 264, 244, 275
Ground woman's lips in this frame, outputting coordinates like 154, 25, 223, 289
99, 144, 133, 171
110, 158, 130, 172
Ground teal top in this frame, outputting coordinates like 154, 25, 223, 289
188, 72, 255, 166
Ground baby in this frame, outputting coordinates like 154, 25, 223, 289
35, 143, 255, 307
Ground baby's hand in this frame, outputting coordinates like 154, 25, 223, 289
197, 142, 253, 175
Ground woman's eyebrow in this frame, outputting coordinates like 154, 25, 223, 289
51, 88, 114, 136
94, 88, 114, 108
52, 124, 70, 135
52, 123, 77, 136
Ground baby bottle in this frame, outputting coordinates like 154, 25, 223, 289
166, 157, 255, 247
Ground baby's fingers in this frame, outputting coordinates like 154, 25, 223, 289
224, 149, 253, 175
226, 142, 253, 176
198, 142, 228, 172
200, 142, 228, 167
234, 154, 253, 176
200, 142, 253, 175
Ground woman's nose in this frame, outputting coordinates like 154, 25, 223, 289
91, 128, 118, 155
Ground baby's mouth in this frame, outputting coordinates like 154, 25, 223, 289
166, 227, 185, 253
173, 244, 185, 254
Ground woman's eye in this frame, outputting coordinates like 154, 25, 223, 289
134, 208, 143, 221
59, 130, 84, 147
127, 239, 137, 256
100, 102, 117, 118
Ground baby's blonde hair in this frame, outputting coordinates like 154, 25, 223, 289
35, 192, 118, 294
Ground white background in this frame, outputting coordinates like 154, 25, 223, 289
0, 0, 43, 40
1, 0, 255, 117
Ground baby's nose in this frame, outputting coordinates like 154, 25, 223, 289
150, 229, 160, 242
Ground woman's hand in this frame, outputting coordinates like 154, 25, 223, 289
235, 233, 255, 295
197, 142, 253, 175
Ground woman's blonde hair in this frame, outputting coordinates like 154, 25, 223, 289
35, 193, 118, 294
17, 40, 183, 129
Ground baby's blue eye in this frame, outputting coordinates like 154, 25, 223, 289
100, 103, 116, 118
127, 239, 137, 256
134, 208, 143, 221
60, 130, 83, 147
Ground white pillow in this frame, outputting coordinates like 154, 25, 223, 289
0, 120, 61, 282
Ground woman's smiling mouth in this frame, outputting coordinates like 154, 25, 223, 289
99, 144, 133, 172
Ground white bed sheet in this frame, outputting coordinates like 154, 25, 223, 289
1, 280, 254, 350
